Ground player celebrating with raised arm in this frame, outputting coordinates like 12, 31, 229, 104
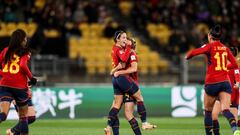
186, 25, 240, 135
0, 29, 37, 135
211, 46, 240, 135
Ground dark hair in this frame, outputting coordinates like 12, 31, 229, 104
229, 46, 238, 57
4, 29, 29, 64
209, 25, 222, 40
113, 30, 125, 43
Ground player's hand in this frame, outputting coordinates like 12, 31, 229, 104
234, 85, 239, 89
110, 69, 115, 75
185, 55, 192, 60
28, 77, 37, 86
119, 62, 125, 69
114, 71, 120, 77
234, 83, 239, 89
125, 39, 132, 47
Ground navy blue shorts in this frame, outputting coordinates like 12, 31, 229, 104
14, 99, 33, 112
112, 76, 139, 95
0, 86, 29, 107
123, 93, 136, 103
204, 81, 232, 97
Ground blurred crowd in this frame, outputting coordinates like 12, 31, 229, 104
0, 0, 114, 36
129, 0, 240, 52
0, 0, 240, 59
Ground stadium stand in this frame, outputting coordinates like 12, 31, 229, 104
0, 0, 239, 83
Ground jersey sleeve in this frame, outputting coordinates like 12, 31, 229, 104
234, 69, 240, 83
186, 44, 210, 60
116, 45, 131, 62
130, 52, 137, 63
227, 48, 238, 69
20, 54, 33, 79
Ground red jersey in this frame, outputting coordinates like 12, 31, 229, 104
186, 41, 238, 84
0, 47, 33, 89
126, 51, 139, 86
111, 44, 131, 68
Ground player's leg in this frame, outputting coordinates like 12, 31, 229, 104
124, 94, 141, 135
7, 99, 36, 135
230, 86, 239, 126
105, 77, 123, 135
116, 76, 156, 129
105, 95, 123, 135
0, 87, 13, 123
0, 101, 11, 123
212, 100, 221, 135
219, 91, 238, 134
203, 90, 216, 135
12, 88, 29, 135
230, 107, 238, 125
116, 77, 146, 120
111, 115, 119, 135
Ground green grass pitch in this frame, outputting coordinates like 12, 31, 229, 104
0, 117, 233, 135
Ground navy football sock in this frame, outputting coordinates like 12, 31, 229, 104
0, 112, 7, 122
112, 116, 119, 135
213, 120, 220, 135
12, 116, 36, 135
19, 117, 28, 135
137, 101, 147, 123
222, 109, 237, 133
129, 118, 142, 135
204, 110, 213, 135
107, 107, 119, 127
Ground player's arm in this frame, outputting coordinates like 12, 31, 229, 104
114, 61, 137, 77
185, 44, 210, 60
110, 62, 125, 75
234, 69, 240, 88
117, 44, 132, 62
20, 54, 33, 79
227, 48, 238, 69
114, 53, 137, 77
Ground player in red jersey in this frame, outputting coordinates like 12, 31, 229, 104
0, 29, 37, 135
105, 32, 152, 135
0, 68, 36, 135
186, 25, 240, 135
113, 37, 156, 131
211, 46, 240, 135
104, 31, 132, 135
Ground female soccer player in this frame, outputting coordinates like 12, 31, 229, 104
0, 29, 37, 135
115, 37, 157, 130
211, 46, 240, 135
104, 31, 132, 135
104, 31, 152, 135
186, 25, 240, 135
